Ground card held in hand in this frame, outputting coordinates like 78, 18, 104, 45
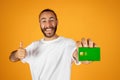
78, 47, 100, 61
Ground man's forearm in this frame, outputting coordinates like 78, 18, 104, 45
9, 50, 20, 62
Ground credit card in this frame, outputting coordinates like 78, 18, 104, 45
78, 47, 100, 61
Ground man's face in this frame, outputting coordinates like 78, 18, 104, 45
39, 11, 58, 38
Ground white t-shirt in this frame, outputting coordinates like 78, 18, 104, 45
22, 36, 79, 80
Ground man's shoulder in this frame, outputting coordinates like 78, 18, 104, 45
61, 36, 75, 43
31, 40, 41, 45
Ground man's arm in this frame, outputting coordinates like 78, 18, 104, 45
9, 42, 27, 62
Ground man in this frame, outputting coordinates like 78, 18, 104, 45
9, 9, 96, 80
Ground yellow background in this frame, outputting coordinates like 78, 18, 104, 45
0, 0, 120, 80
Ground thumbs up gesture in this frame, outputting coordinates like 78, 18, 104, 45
15, 42, 26, 59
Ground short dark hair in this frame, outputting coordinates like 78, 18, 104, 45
39, 9, 58, 22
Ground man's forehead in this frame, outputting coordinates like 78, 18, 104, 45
40, 11, 56, 18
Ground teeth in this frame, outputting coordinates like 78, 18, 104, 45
46, 29, 52, 31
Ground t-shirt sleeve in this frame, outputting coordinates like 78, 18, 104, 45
66, 39, 81, 65
21, 42, 37, 63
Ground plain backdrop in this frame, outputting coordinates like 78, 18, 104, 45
0, 0, 120, 80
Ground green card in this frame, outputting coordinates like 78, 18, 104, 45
78, 47, 100, 61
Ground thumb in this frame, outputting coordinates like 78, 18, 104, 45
19, 41, 23, 48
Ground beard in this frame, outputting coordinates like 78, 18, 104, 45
41, 25, 57, 38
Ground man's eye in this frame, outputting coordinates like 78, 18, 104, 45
50, 19, 55, 22
41, 20, 46, 23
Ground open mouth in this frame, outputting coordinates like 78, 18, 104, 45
45, 28, 53, 33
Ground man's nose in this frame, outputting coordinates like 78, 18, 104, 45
45, 21, 52, 28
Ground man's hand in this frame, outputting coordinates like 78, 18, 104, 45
73, 38, 97, 64
77, 38, 97, 48
9, 42, 26, 62
15, 42, 26, 59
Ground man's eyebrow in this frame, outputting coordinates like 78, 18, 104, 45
40, 17, 46, 21
40, 17, 56, 21
49, 17, 55, 19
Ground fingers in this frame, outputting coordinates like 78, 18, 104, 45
81, 38, 88, 47
16, 50, 26, 59
87, 38, 93, 47
16, 41, 26, 59
76, 41, 82, 47
77, 38, 97, 48
16, 49, 26, 59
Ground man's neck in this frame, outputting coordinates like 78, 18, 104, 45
44, 34, 59, 41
